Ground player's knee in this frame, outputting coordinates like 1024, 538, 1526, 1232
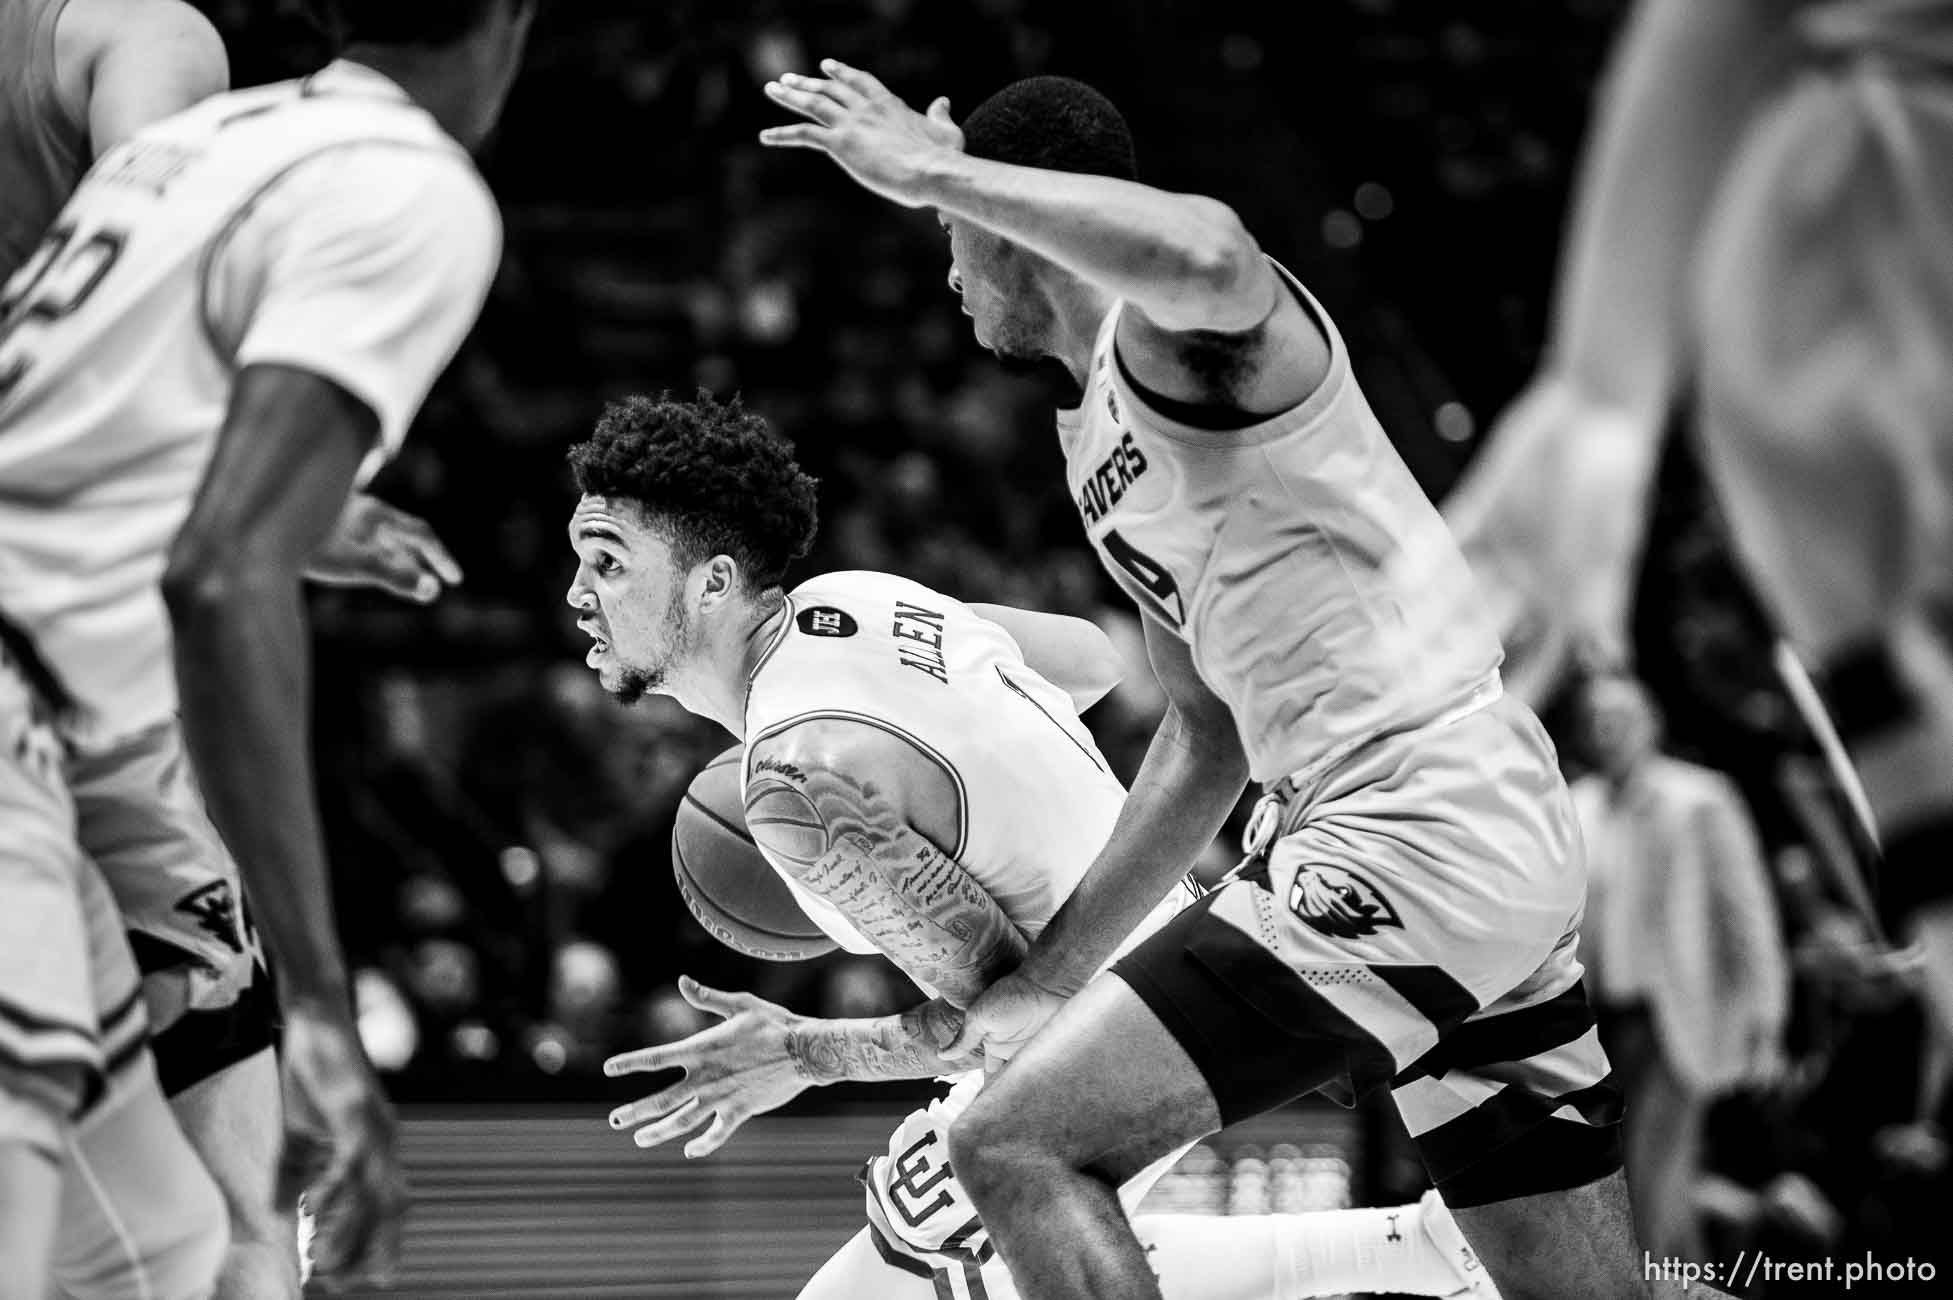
946, 1090, 1047, 1201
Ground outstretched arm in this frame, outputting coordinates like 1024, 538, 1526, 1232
605, 977, 969, 1158
1443, 0, 1788, 672
743, 719, 1027, 1007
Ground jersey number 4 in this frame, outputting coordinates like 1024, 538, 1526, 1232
1103, 528, 1186, 629
0, 222, 127, 406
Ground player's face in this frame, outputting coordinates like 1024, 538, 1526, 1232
566, 496, 699, 705
941, 213, 1050, 361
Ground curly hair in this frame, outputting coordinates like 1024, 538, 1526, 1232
962, 76, 1138, 182
568, 392, 818, 592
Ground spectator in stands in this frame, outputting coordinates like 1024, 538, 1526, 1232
1568, 669, 1790, 1262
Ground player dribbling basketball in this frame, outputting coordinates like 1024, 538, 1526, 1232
572, 392, 1499, 1300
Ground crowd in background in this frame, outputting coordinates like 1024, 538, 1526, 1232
185, 0, 1946, 1274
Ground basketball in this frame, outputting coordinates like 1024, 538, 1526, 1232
672, 746, 838, 962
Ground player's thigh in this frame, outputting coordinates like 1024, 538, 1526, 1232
0, 1129, 63, 1300
69, 720, 257, 1033
56, 1056, 228, 1300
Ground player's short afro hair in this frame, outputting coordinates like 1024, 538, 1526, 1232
568, 391, 819, 593
330, 0, 512, 47
961, 76, 1137, 182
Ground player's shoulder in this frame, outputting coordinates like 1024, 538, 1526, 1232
790, 568, 948, 606
61, 0, 223, 62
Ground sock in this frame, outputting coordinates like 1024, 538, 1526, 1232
1138, 1195, 1486, 1299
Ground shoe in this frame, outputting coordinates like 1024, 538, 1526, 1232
1418, 1189, 1502, 1299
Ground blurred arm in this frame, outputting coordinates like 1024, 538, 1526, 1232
968, 602, 1123, 711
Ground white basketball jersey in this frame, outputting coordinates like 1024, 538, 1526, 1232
742, 570, 1138, 958
0, 61, 500, 744
1059, 265, 1505, 785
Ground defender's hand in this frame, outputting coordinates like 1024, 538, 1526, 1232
759, 60, 962, 209
305, 493, 462, 604
277, 1002, 408, 1288
1443, 375, 1660, 691
605, 976, 813, 1158
939, 967, 1069, 1075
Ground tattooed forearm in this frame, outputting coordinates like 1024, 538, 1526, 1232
744, 760, 1027, 1005
785, 999, 967, 1084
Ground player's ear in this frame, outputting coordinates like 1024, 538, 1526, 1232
695, 554, 742, 610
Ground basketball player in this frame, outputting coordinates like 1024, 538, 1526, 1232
758, 67, 1729, 1299
574, 392, 1499, 1300
2, 2, 465, 1294
0, 0, 535, 1290
1441, 0, 1953, 1061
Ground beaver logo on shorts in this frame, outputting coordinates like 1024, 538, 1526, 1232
1288, 864, 1403, 939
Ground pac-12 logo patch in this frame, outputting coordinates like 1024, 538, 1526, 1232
1287, 864, 1403, 939
796, 606, 857, 638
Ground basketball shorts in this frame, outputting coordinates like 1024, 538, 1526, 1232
1692, 62, 1953, 659
859, 1069, 1189, 1296
66, 718, 274, 1094
0, 659, 150, 1148
1113, 693, 1623, 1208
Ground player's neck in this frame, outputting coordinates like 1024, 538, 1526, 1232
682, 599, 790, 739
1047, 279, 1117, 386
341, 45, 490, 150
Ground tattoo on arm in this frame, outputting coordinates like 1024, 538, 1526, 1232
785, 999, 966, 1085
744, 762, 1026, 1005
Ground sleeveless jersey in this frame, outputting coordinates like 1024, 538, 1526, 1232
0, 61, 501, 745
742, 570, 1133, 958
1058, 266, 1504, 785
0, 0, 86, 285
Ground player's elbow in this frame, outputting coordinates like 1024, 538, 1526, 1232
1161, 199, 1270, 333
160, 540, 281, 618
1067, 627, 1125, 712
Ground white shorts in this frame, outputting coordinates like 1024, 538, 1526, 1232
66, 718, 258, 1023
1114, 694, 1622, 1206
0, 661, 150, 1141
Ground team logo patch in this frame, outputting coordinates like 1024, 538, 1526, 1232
797, 606, 857, 638
175, 880, 245, 954
1287, 864, 1403, 939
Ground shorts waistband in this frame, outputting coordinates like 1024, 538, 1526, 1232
1235, 675, 1506, 872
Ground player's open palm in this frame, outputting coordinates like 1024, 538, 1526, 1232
941, 968, 1068, 1075
605, 975, 813, 1159
759, 59, 962, 209
277, 1002, 409, 1287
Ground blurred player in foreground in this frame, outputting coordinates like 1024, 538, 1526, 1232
0, 0, 536, 1290
575, 393, 1498, 1300
2, 2, 467, 1294
1443, 1, 1953, 1051
760, 65, 1732, 1299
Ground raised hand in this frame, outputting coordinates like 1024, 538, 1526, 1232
305, 492, 463, 604
939, 966, 1069, 1075
604, 976, 814, 1159
758, 59, 962, 209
